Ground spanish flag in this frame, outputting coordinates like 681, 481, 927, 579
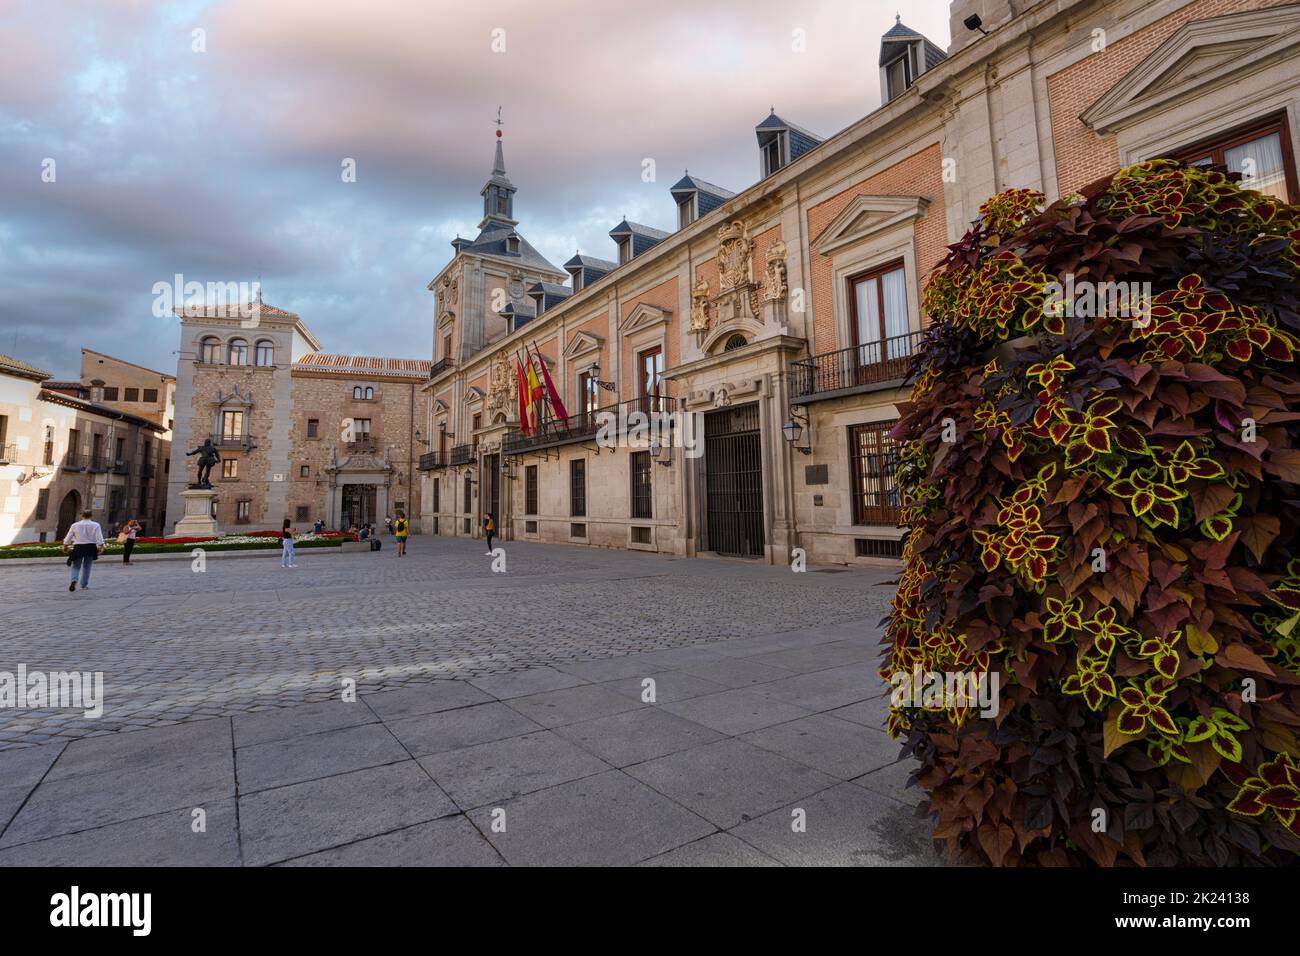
525, 355, 544, 427
515, 355, 531, 435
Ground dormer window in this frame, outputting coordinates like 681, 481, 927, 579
677, 194, 697, 229
505, 234, 520, 255
570, 269, 584, 293
885, 51, 914, 101
617, 238, 631, 265
762, 133, 786, 177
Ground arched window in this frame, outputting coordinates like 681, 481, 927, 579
199, 336, 221, 364
228, 338, 248, 366
254, 340, 274, 366
723, 334, 748, 352
364, 386, 374, 400
353, 386, 363, 400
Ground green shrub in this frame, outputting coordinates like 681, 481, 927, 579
885, 160, 1300, 865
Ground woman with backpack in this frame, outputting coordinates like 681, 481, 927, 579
281, 518, 296, 568
393, 513, 409, 557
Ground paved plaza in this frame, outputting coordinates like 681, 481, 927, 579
0, 536, 939, 866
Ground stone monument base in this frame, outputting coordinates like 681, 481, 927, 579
172, 487, 219, 537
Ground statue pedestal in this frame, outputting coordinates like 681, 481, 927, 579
172, 488, 219, 537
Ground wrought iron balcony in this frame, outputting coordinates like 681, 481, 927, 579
449, 443, 474, 466
429, 357, 456, 378
345, 439, 376, 452
418, 451, 447, 470
0, 444, 13, 465
211, 434, 253, 449
88, 456, 109, 473
141, 462, 156, 479
502, 394, 675, 457
790, 331, 922, 403
111, 460, 130, 475
64, 453, 84, 471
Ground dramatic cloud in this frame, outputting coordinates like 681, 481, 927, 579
0, 0, 951, 378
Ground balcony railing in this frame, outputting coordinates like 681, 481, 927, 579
502, 394, 675, 457
64, 453, 83, 471
429, 357, 455, 378
346, 439, 376, 452
449, 443, 474, 466
89, 456, 109, 473
141, 462, 156, 479
0, 444, 13, 465
418, 451, 448, 470
211, 435, 253, 449
791, 331, 922, 402
111, 460, 130, 475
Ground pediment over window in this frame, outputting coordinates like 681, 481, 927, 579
1082, 5, 1300, 135
438, 310, 456, 329
812, 195, 929, 257
463, 386, 485, 405
563, 330, 604, 360
619, 302, 671, 336
433, 399, 449, 414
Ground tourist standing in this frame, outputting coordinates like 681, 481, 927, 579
385, 514, 393, 535
313, 518, 323, 534
281, 518, 296, 568
484, 512, 496, 555
121, 518, 140, 565
63, 510, 104, 592
393, 512, 408, 557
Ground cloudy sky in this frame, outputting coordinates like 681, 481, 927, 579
0, 0, 951, 379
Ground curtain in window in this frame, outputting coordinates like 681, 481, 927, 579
1226, 132, 1287, 201
855, 276, 881, 369
881, 269, 910, 359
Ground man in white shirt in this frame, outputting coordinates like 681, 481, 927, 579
63, 510, 105, 592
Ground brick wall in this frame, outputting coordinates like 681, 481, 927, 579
1048, 0, 1289, 194
618, 276, 679, 401
805, 143, 946, 353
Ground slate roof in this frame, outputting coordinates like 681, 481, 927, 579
755, 111, 824, 165
671, 174, 737, 219
457, 223, 562, 274
609, 219, 670, 258
564, 253, 618, 274
293, 353, 432, 378
880, 17, 948, 68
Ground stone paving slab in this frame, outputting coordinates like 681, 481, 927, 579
0, 536, 940, 866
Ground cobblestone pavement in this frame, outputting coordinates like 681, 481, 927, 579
0, 537, 939, 866
0, 536, 897, 749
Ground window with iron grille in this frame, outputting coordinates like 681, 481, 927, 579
525, 465, 538, 515
143, 388, 159, 403
295, 506, 309, 522
630, 451, 652, 519
35, 488, 49, 520
463, 473, 472, 514
433, 478, 440, 512
849, 421, 900, 526
570, 459, 586, 516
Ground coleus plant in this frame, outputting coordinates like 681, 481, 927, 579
886, 159, 1300, 865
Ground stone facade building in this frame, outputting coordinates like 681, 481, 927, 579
419, 0, 1300, 564
166, 303, 430, 532
0, 353, 171, 544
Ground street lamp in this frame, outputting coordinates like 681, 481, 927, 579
783, 417, 811, 455
649, 439, 672, 467
588, 361, 616, 392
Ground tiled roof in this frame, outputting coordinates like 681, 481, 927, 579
0, 353, 51, 381
175, 301, 301, 320
37, 389, 167, 432
293, 353, 433, 378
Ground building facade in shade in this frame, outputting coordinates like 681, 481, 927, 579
419, 0, 1300, 564
0, 354, 171, 544
167, 304, 430, 533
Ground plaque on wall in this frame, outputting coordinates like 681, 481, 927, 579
804, 464, 829, 485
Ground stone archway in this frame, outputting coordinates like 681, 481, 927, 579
56, 489, 80, 539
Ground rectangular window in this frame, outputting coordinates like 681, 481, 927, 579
43, 427, 54, 466
525, 465, 539, 515
433, 478, 440, 513
102, 386, 119, 401
762, 135, 784, 177
638, 346, 664, 414
91, 433, 104, 468
35, 488, 50, 520
885, 53, 912, 101
142, 388, 159, 403
307, 418, 319, 438
849, 421, 901, 526
254, 342, 274, 367
222, 459, 238, 479
236, 499, 251, 523
221, 410, 244, 441
443, 334, 453, 361
67, 428, 80, 466
578, 371, 600, 416
677, 196, 695, 229
299, 464, 309, 477
295, 506, 310, 522
464, 472, 473, 515
1174, 112, 1297, 202
114, 436, 125, 464
471, 413, 482, 451
124, 387, 139, 402
570, 459, 586, 516
0, 415, 6, 449
354, 418, 372, 438
630, 450, 652, 519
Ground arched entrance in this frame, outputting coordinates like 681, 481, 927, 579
56, 489, 81, 540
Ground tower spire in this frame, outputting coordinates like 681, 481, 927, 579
479, 107, 517, 229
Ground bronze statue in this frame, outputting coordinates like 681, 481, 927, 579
186, 438, 220, 488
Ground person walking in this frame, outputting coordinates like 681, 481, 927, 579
120, 518, 140, 565
393, 512, 408, 557
385, 514, 393, 535
484, 512, 496, 555
281, 518, 297, 568
63, 510, 104, 592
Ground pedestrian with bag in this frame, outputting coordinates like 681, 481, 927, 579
393, 512, 409, 557
63, 510, 105, 592
119, 518, 140, 565
281, 518, 297, 568
484, 512, 496, 555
